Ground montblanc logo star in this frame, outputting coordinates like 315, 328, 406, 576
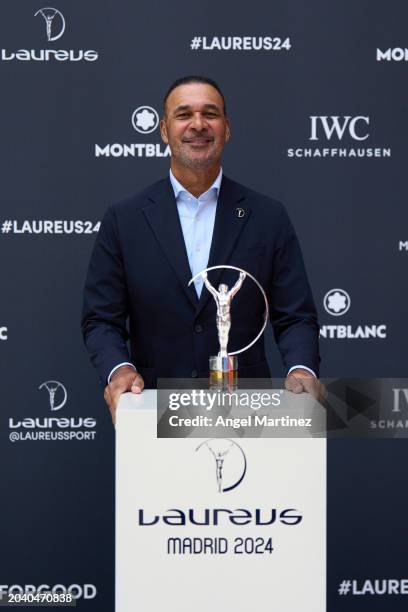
131, 106, 159, 134
323, 288, 351, 316
34, 7, 66, 42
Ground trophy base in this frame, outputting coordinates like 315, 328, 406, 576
209, 355, 238, 389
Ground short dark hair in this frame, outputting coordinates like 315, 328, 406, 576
163, 75, 227, 116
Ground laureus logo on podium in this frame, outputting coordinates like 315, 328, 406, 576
196, 438, 247, 493
38, 380, 67, 411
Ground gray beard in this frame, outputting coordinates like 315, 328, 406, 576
172, 147, 218, 170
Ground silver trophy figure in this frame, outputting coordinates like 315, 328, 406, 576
202, 271, 246, 359
189, 265, 269, 386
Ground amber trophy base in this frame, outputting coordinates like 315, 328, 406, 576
209, 355, 238, 390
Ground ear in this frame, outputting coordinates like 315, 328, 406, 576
160, 118, 168, 144
225, 118, 231, 142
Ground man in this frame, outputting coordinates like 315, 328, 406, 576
82, 76, 321, 424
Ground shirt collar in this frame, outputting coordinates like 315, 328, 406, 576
169, 168, 223, 200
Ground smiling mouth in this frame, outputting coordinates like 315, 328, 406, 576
183, 137, 213, 145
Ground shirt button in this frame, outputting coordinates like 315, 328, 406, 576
194, 324, 203, 333
191, 369, 198, 378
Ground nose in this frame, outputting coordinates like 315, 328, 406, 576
190, 112, 207, 131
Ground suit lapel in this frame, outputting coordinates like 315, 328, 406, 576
142, 178, 198, 309
196, 176, 251, 316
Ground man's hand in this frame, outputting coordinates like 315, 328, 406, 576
285, 368, 326, 404
104, 365, 144, 425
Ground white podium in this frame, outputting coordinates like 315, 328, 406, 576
116, 391, 326, 612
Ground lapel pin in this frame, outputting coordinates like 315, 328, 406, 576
236, 207, 246, 218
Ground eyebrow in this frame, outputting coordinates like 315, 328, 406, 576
173, 103, 221, 113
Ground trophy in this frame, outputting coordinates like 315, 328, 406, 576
189, 265, 269, 387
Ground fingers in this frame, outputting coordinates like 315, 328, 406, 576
131, 373, 145, 394
285, 375, 304, 394
104, 382, 123, 422
285, 375, 327, 406
300, 376, 317, 395
109, 387, 125, 425
109, 406, 116, 426
104, 370, 145, 426
104, 384, 121, 411
104, 386, 116, 425
104, 385, 112, 408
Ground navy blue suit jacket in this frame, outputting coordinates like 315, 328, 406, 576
82, 175, 320, 387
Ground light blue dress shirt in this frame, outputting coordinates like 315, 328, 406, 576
169, 168, 222, 297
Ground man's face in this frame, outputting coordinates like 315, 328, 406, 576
160, 83, 230, 170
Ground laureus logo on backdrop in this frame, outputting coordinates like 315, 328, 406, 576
8, 380, 97, 443
320, 288, 387, 339
0, 326, 8, 340
196, 439, 247, 493
287, 116, 391, 158
38, 380, 67, 411
35, 7, 65, 41
1, 7, 98, 62
95, 106, 170, 158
